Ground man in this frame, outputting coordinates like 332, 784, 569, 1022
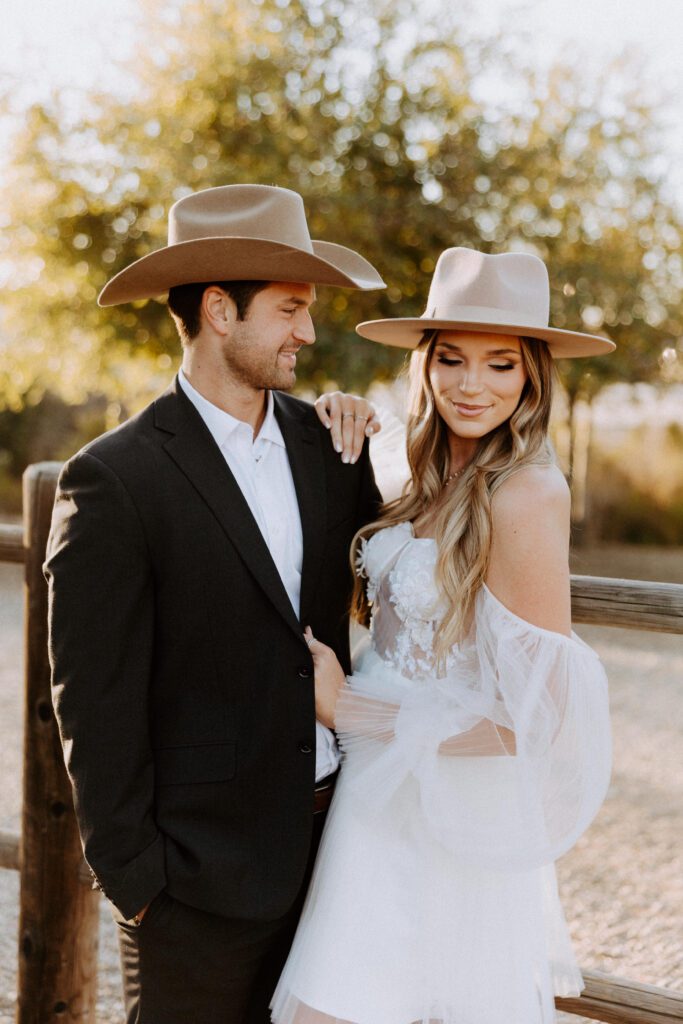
46, 184, 385, 1023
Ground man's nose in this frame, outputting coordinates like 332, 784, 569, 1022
294, 311, 316, 345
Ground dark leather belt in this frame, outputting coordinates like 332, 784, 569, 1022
313, 771, 338, 814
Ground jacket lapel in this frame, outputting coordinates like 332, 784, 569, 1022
154, 380, 304, 642
273, 392, 327, 628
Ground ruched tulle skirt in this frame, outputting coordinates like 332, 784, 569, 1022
271, 663, 585, 1024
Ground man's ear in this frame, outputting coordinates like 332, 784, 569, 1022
201, 287, 236, 336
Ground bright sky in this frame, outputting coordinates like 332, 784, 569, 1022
1, 0, 682, 201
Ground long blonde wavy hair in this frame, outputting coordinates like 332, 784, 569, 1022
351, 331, 556, 663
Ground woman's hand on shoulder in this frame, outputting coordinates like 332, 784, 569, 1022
314, 391, 381, 464
487, 464, 572, 636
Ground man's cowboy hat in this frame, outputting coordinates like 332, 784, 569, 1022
356, 247, 615, 358
98, 184, 385, 306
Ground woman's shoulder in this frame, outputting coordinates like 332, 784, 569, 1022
491, 463, 569, 525
487, 462, 571, 634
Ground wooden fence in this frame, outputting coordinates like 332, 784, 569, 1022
1, 461, 682, 1022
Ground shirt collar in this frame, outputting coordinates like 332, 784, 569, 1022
178, 369, 285, 450
258, 390, 286, 448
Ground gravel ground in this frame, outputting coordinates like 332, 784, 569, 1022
0, 548, 681, 1023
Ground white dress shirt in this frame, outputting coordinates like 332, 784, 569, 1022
178, 370, 340, 782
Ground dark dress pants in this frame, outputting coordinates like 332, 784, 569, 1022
114, 813, 326, 1024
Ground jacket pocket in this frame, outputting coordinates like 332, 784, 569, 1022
154, 741, 235, 785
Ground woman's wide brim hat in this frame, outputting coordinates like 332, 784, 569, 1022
98, 184, 385, 306
356, 247, 615, 359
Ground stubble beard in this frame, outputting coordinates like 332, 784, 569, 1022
224, 326, 297, 394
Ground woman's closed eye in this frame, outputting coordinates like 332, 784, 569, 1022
436, 356, 516, 371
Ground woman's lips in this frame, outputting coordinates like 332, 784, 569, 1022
451, 402, 491, 418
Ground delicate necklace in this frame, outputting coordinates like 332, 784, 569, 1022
444, 466, 466, 485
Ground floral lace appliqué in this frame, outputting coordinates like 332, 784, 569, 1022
354, 536, 376, 603
360, 523, 456, 679
384, 560, 441, 677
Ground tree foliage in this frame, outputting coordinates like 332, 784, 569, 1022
0, 0, 680, 414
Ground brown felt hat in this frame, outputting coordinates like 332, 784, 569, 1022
356, 247, 615, 359
98, 184, 385, 306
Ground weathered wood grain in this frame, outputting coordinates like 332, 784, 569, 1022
16, 463, 99, 1024
0, 524, 25, 564
557, 968, 683, 1022
571, 575, 683, 634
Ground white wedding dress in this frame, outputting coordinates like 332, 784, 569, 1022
271, 520, 611, 1024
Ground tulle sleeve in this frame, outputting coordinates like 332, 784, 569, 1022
335, 585, 611, 871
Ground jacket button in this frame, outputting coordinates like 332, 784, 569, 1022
299, 742, 313, 754
298, 666, 311, 678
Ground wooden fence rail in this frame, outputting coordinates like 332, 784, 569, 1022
557, 971, 683, 1024
0, 524, 25, 564
0, 460, 682, 1022
0, 829, 20, 872
571, 575, 683, 634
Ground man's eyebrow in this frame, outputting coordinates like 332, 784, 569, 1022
435, 342, 520, 356
279, 296, 315, 307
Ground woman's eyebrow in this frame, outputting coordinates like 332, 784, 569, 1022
435, 342, 521, 357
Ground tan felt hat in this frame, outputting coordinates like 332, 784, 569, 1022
98, 184, 386, 306
356, 247, 615, 358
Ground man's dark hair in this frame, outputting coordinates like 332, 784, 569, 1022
167, 280, 270, 342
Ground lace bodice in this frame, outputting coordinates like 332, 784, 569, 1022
356, 521, 453, 678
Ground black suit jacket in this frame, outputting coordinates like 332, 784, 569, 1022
46, 378, 381, 921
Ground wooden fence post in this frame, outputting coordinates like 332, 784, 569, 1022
17, 463, 100, 1024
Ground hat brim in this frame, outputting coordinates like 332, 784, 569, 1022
98, 237, 385, 306
355, 317, 615, 359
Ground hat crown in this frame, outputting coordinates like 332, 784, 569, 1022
425, 248, 550, 330
168, 184, 314, 253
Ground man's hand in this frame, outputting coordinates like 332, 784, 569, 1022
304, 626, 346, 729
314, 392, 381, 465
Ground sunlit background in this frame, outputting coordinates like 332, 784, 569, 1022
0, 2, 681, 1020
0, 0, 682, 542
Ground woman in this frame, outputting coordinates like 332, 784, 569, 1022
273, 247, 614, 1024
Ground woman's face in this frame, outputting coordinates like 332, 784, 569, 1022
428, 331, 527, 441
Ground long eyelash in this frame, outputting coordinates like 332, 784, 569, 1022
437, 356, 515, 371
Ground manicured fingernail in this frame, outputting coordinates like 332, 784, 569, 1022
365, 427, 372, 437
335, 442, 342, 452
342, 453, 350, 464
350, 456, 357, 464
324, 420, 331, 428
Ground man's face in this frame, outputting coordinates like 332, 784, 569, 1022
222, 282, 316, 392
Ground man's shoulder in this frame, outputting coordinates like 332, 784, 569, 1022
79, 402, 157, 463
273, 389, 317, 423
66, 384, 184, 483
273, 390, 335, 445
